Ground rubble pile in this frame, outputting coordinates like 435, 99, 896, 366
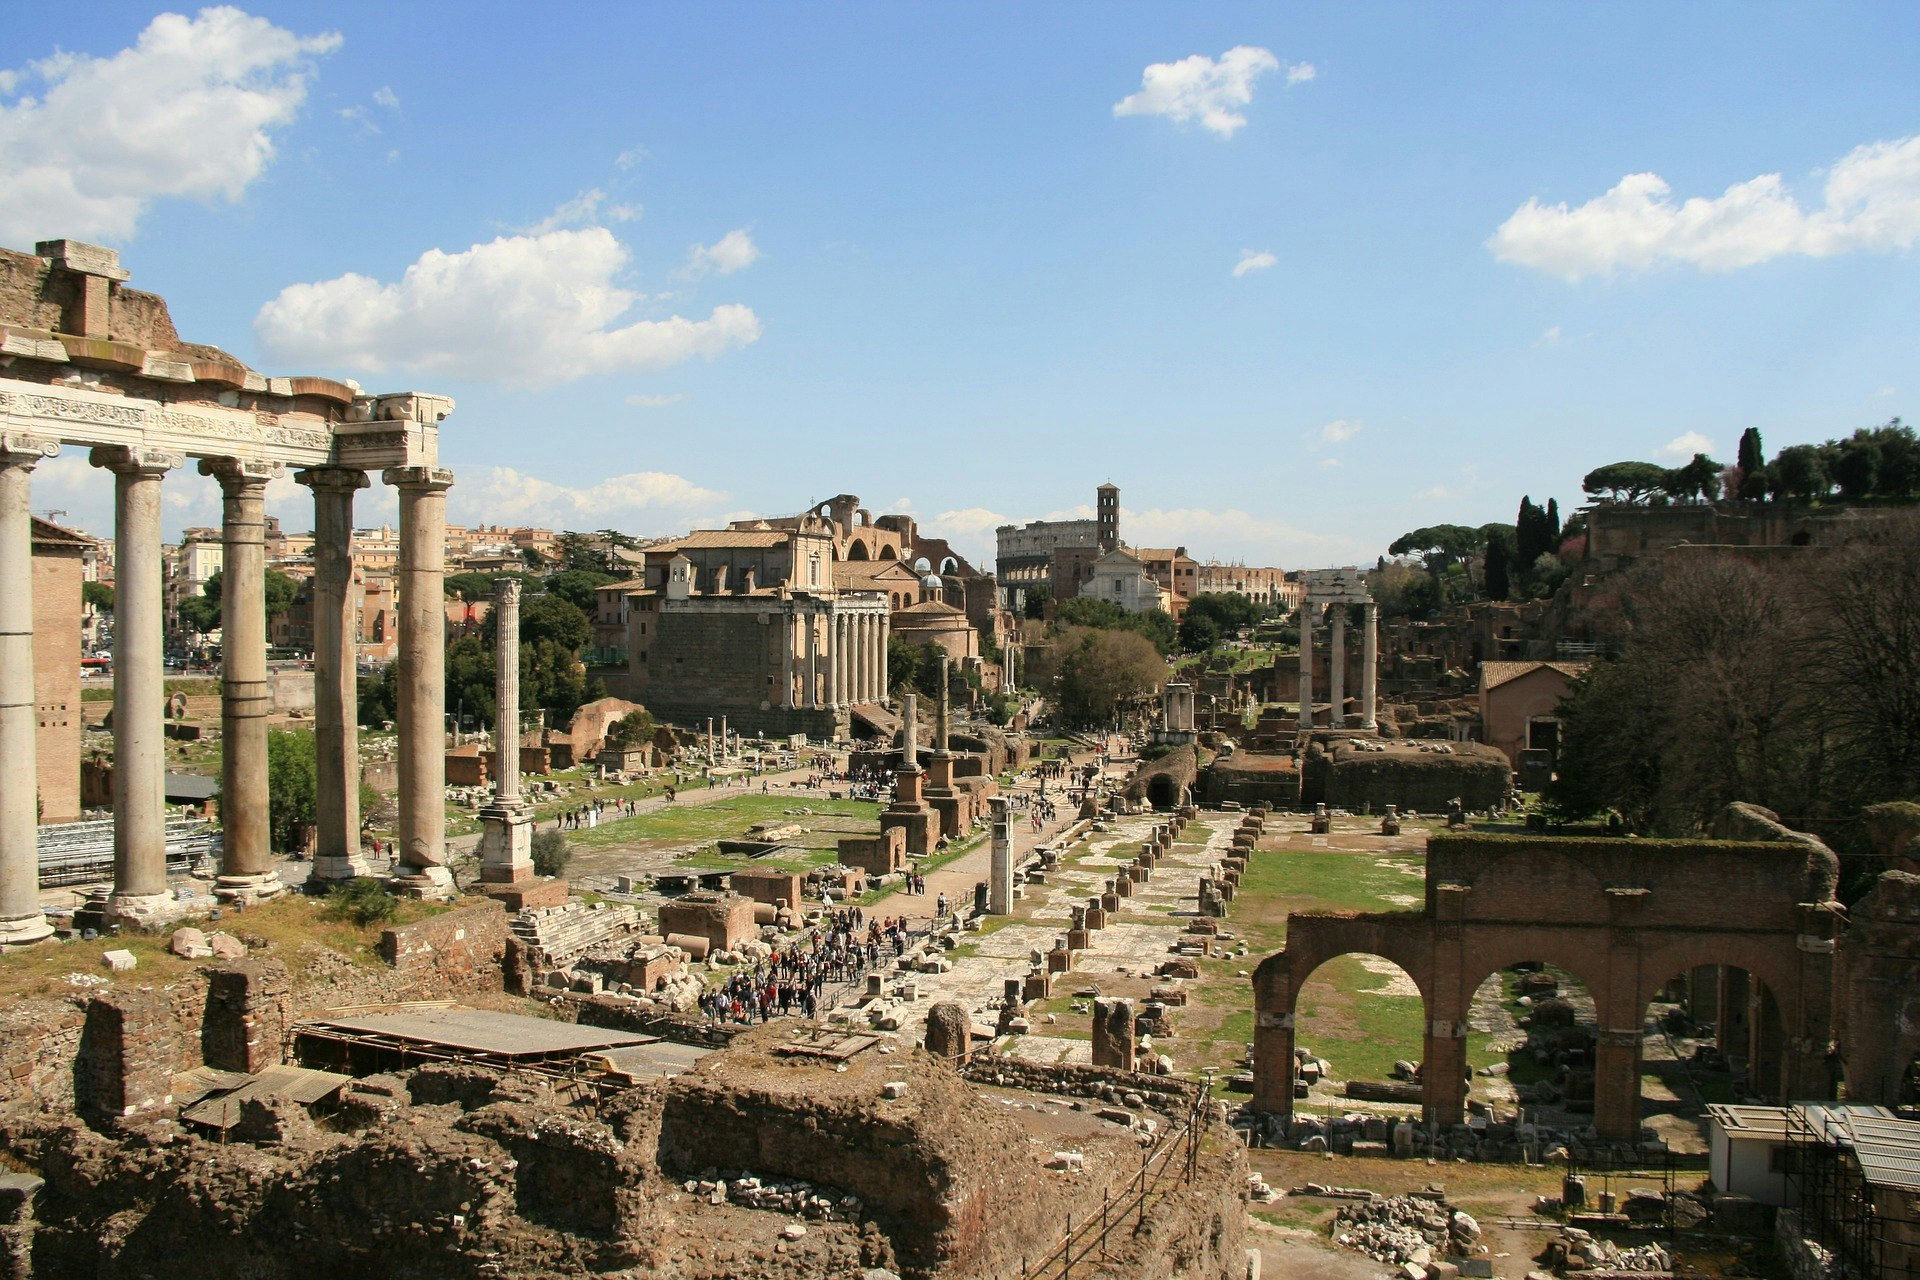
1545, 1227, 1670, 1274
1330, 1193, 1481, 1269
1234, 1105, 1660, 1165
681, 1171, 866, 1222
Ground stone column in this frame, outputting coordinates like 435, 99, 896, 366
0, 436, 57, 948
935, 653, 951, 753
901, 691, 918, 768
479, 577, 533, 884
1361, 601, 1379, 731
92, 447, 181, 922
205, 458, 283, 902
827, 611, 842, 708
803, 609, 819, 709
1297, 601, 1314, 731
1329, 604, 1347, 728
384, 466, 455, 894
863, 612, 878, 702
780, 612, 795, 708
299, 468, 371, 882
879, 612, 890, 699
988, 795, 1013, 914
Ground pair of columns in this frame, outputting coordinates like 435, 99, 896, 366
1297, 600, 1378, 732
784, 607, 887, 710
0, 448, 455, 947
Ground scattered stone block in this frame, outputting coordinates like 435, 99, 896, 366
101, 949, 136, 972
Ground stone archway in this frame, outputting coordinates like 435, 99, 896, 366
1252, 819, 1843, 1141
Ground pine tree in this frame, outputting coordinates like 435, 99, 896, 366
1737, 427, 1765, 479
1546, 498, 1561, 548
1485, 535, 1511, 600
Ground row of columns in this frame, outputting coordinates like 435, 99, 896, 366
783, 606, 887, 710
1296, 599, 1379, 732
0, 443, 456, 946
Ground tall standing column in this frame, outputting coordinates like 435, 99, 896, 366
1329, 604, 1347, 728
1297, 602, 1315, 731
803, 609, 819, 709
827, 611, 842, 708
384, 466, 455, 894
479, 577, 533, 884
780, 612, 795, 708
988, 795, 1013, 914
856, 612, 871, 702
879, 612, 890, 700
0, 436, 57, 948
92, 447, 182, 922
1361, 601, 1379, 731
206, 458, 283, 902
299, 468, 370, 883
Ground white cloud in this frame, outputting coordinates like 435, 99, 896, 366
371, 85, 398, 110
1538, 325, 1563, 346
338, 82, 401, 135
624, 392, 685, 408
1113, 46, 1308, 138
1490, 134, 1920, 280
1415, 485, 1454, 502
1233, 249, 1277, 277
614, 146, 645, 171
1314, 419, 1361, 447
254, 227, 763, 388
0, 8, 340, 243
1318, 457, 1341, 468
449, 466, 726, 535
1657, 431, 1717, 462
519, 188, 641, 235
681, 228, 760, 278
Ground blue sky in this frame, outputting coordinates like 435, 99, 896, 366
5, 3, 1918, 567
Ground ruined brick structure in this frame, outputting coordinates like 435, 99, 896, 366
1252, 806, 1844, 1142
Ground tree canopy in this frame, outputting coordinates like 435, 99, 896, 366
1582, 461, 1672, 504
175, 568, 300, 637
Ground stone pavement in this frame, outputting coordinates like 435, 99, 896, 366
863, 804, 1242, 1062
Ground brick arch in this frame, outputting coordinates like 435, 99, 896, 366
1632, 935, 1803, 1027
1456, 947, 1614, 1033
1262, 915, 1435, 1017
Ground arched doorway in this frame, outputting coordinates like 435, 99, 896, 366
1635, 964, 1788, 1154
1293, 953, 1430, 1124
1465, 963, 1601, 1126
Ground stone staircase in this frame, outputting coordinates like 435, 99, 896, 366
510, 902, 642, 971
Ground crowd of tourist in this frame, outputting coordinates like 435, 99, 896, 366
697, 908, 917, 1025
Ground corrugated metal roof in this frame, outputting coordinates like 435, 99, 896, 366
1843, 1114, 1920, 1192
181, 1064, 351, 1128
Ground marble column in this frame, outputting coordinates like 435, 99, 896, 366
205, 458, 283, 902
857, 612, 873, 702
1329, 604, 1347, 728
299, 468, 370, 882
479, 577, 533, 883
803, 609, 819, 709
827, 612, 842, 708
92, 447, 181, 922
0, 436, 57, 947
988, 796, 1013, 914
385, 466, 455, 893
879, 613, 890, 699
1297, 601, 1315, 731
780, 612, 795, 708
1361, 601, 1379, 731
901, 691, 918, 768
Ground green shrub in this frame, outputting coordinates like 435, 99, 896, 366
321, 878, 399, 927
531, 828, 571, 878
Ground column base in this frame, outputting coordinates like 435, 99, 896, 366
308, 853, 378, 886
387, 863, 456, 900
478, 802, 535, 884
214, 871, 286, 904
0, 911, 55, 949
104, 891, 183, 928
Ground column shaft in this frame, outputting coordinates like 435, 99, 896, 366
803, 611, 819, 709
1297, 603, 1315, 730
879, 613, 890, 698
494, 578, 522, 802
827, 611, 842, 708
780, 612, 795, 708
94, 448, 180, 919
1329, 606, 1347, 727
300, 468, 370, 881
207, 459, 282, 900
0, 439, 56, 946
1361, 602, 1379, 730
385, 467, 455, 890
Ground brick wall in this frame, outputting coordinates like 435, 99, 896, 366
376, 900, 510, 985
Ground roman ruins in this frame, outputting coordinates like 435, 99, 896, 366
0, 239, 459, 938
